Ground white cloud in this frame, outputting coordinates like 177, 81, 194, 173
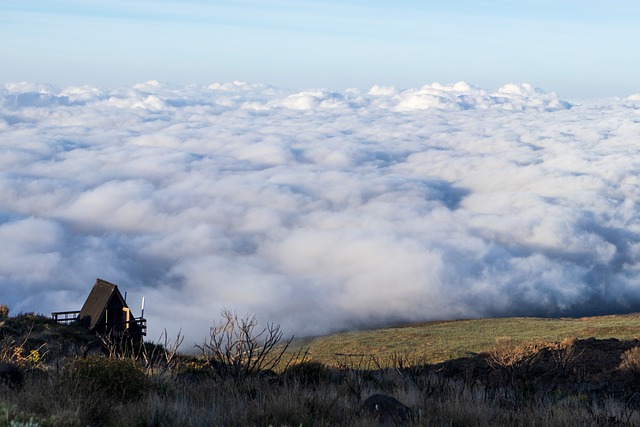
2, 81, 640, 346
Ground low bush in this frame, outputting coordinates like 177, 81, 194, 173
620, 346, 640, 382
0, 361, 23, 389
64, 355, 147, 403
0, 402, 41, 427
283, 360, 334, 385
176, 358, 215, 383
486, 336, 543, 370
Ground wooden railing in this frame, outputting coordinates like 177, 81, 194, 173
51, 311, 147, 336
51, 310, 80, 324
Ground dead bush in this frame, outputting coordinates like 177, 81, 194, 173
487, 337, 542, 370
620, 346, 640, 379
196, 310, 293, 379
0, 326, 47, 369
486, 336, 545, 401
552, 337, 583, 374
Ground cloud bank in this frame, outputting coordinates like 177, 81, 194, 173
2, 80, 640, 346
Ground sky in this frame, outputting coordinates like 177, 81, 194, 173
1, 0, 639, 98
3, 1, 640, 347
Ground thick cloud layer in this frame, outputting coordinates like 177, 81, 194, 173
2, 80, 640, 346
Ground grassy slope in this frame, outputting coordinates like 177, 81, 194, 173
293, 314, 640, 366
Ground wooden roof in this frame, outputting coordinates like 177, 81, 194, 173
78, 278, 128, 330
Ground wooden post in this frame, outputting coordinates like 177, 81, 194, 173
123, 307, 130, 329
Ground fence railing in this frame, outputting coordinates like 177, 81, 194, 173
51, 310, 80, 324
51, 311, 147, 336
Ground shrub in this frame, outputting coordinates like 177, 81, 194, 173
0, 362, 23, 389
485, 336, 545, 401
196, 310, 293, 379
64, 355, 147, 403
486, 337, 542, 369
0, 304, 9, 319
620, 346, 640, 378
0, 334, 47, 369
283, 360, 333, 385
552, 337, 582, 373
176, 358, 214, 382
0, 403, 40, 427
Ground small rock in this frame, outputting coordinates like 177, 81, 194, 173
363, 393, 414, 424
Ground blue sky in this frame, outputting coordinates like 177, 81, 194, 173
1, 0, 639, 98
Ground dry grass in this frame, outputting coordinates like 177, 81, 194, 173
4, 313, 640, 426
619, 346, 640, 375
486, 336, 544, 369
0, 305, 9, 320
5, 358, 640, 427
292, 314, 640, 366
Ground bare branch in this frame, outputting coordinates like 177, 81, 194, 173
194, 309, 292, 379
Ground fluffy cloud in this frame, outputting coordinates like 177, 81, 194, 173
2, 80, 640, 346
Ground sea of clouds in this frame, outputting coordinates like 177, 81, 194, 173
2, 80, 640, 346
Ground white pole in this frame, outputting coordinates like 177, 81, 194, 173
141, 296, 145, 318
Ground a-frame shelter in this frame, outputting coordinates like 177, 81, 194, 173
53, 278, 146, 339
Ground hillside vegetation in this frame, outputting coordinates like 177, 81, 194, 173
4, 306, 640, 426
295, 314, 640, 366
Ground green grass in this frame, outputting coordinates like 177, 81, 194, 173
294, 313, 640, 366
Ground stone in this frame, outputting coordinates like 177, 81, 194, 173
362, 393, 414, 424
